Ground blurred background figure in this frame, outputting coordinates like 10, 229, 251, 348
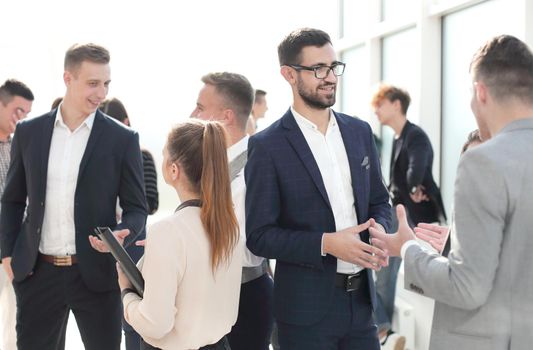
246, 89, 268, 135
0, 79, 34, 350
100, 97, 159, 350
414, 129, 482, 256
51, 97, 63, 110
371, 84, 446, 350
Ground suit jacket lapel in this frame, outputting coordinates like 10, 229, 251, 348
390, 121, 411, 173
77, 111, 104, 187
282, 110, 331, 209
336, 113, 365, 228
39, 113, 56, 198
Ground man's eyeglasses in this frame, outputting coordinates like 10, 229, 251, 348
287, 63, 346, 79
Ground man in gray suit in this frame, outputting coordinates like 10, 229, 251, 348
369, 35, 533, 350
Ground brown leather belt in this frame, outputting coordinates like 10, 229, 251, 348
39, 253, 78, 266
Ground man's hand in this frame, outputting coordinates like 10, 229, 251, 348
89, 229, 130, 253
410, 185, 429, 203
323, 220, 388, 271
2, 257, 14, 282
369, 205, 416, 256
414, 223, 449, 253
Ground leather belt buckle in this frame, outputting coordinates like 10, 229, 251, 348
345, 274, 360, 292
53, 256, 73, 266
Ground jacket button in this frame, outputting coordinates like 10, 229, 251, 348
36, 227, 41, 234
40, 202, 44, 206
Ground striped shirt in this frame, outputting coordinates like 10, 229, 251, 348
142, 149, 159, 214
0, 137, 11, 207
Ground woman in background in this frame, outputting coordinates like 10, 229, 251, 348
119, 120, 242, 350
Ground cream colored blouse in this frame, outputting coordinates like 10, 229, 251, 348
123, 206, 243, 350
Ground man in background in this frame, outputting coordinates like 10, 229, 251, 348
0, 79, 33, 350
246, 89, 268, 135
191, 72, 274, 350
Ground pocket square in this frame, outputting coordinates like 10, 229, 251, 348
361, 156, 369, 167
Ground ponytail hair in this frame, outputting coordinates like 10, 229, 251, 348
166, 120, 239, 271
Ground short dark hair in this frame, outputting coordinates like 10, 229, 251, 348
0, 79, 34, 106
255, 89, 267, 99
64, 43, 110, 74
201, 72, 254, 130
371, 84, 411, 115
278, 28, 332, 66
100, 98, 129, 124
461, 129, 482, 154
470, 35, 533, 104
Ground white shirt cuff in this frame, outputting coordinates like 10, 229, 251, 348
401, 240, 420, 259
321, 233, 326, 256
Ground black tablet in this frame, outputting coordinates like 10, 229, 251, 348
94, 227, 145, 297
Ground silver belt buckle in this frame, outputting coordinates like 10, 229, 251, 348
345, 274, 359, 292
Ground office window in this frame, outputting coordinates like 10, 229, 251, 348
441, 0, 521, 214
381, 0, 416, 22
340, 45, 369, 120
380, 27, 417, 182
340, 0, 375, 38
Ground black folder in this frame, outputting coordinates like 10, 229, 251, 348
94, 227, 144, 297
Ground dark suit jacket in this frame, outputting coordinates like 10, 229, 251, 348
390, 120, 446, 224
245, 109, 391, 326
0, 109, 147, 292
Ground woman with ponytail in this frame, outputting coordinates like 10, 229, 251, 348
118, 120, 242, 350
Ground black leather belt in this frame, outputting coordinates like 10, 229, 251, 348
335, 271, 364, 292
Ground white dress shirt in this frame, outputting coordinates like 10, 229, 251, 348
292, 107, 362, 274
229, 135, 265, 267
39, 106, 95, 255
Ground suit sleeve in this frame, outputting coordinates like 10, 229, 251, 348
245, 136, 324, 270
403, 151, 504, 310
367, 124, 392, 231
116, 132, 148, 247
0, 126, 28, 258
406, 130, 432, 190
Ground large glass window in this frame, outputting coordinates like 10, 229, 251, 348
381, 0, 416, 22
340, 45, 369, 121
441, 0, 521, 214
340, 0, 375, 38
380, 27, 417, 183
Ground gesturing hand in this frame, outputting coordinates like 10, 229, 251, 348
89, 229, 130, 253
369, 205, 416, 257
323, 220, 388, 271
414, 223, 449, 253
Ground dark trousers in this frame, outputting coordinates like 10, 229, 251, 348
277, 273, 379, 350
141, 336, 231, 349
124, 237, 145, 350
227, 273, 274, 350
12, 259, 122, 350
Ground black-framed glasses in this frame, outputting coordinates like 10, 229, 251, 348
287, 62, 346, 79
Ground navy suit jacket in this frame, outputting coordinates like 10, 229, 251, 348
0, 109, 147, 292
390, 120, 446, 224
245, 109, 391, 326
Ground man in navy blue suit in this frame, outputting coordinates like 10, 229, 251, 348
245, 28, 391, 350
0, 43, 147, 350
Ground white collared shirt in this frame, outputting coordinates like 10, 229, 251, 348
292, 107, 362, 274
228, 135, 265, 267
39, 106, 95, 255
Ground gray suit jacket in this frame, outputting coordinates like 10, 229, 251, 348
404, 118, 533, 350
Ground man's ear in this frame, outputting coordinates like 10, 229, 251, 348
63, 71, 71, 86
475, 81, 488, 104
280, 66, 296, 85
